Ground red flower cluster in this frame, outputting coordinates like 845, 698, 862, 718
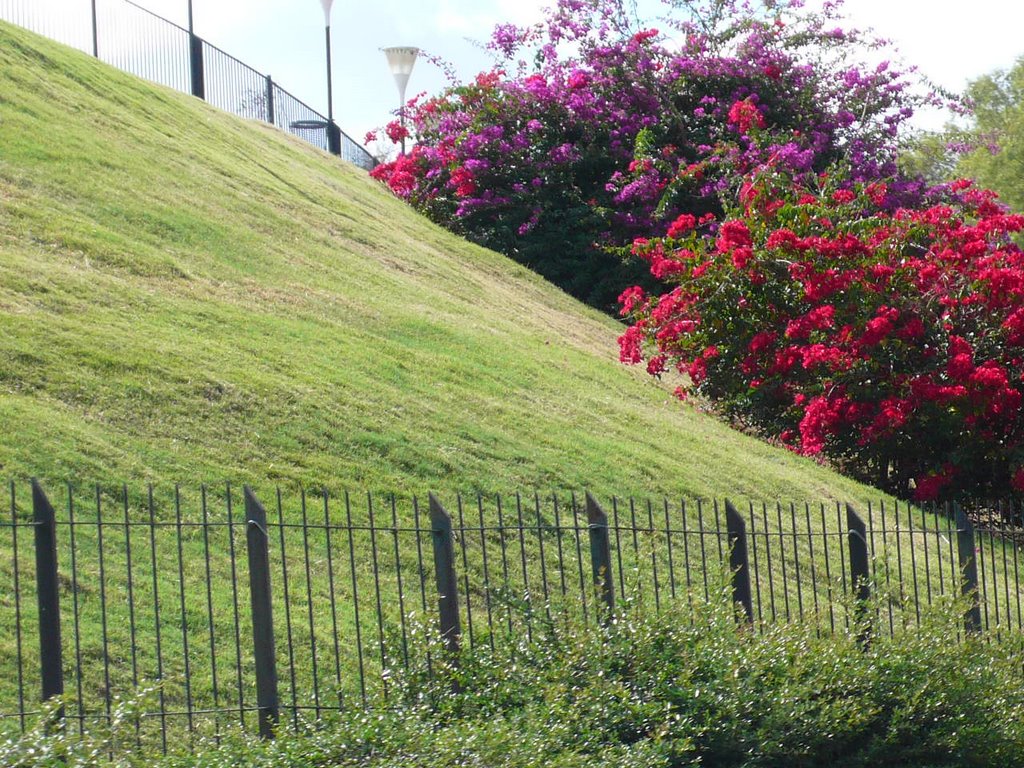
727, 98, 766, 134
619, 167, 1024, 500
384, 120, 409, 144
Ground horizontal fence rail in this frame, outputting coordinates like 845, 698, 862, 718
0, 0, 376, 170
0, 481, 1021, 750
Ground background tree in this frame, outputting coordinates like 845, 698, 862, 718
903, 55, 1024, 216
958, 56, 1024, 214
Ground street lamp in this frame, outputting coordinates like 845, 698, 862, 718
321, 0, 341, 155
382, 46, 419, 155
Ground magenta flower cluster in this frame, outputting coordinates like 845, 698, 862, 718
370, 0, 937, 309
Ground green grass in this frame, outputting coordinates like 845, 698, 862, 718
0, 19, 881, 501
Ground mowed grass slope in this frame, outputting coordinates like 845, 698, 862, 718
0, 21, 874, 502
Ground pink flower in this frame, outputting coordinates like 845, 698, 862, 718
384, 120, 409, 144
717, 220, 752, 252
617, 286, 645, 316
567, 70, 590, 89
667, 213, 697, 238
727, 98, 766, 134
618, 325, 645, 364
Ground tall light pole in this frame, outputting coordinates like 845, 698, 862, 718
382, 46, 419, 155
321, 0, 341, 155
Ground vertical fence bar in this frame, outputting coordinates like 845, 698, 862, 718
201, 486, 220, 741
67, 485, 85, 733
95, 487, 112, 727
391, 494, 410, 666
495, 495, 514, 636
90, 0, 98, 57
12, 482, 26, 731
748, 504, 763, 626
476, 494, 494, 648
454, 495, 474, 651
724, 501, 753, 624
189, 32, 204, 99
174, 487, 194, 735
300, 490, 321, 717
663, 499, 677, 600
646, 499, 660, 613
323, 490, 343, 709
514, 493, 532, 642
955, 504, 982, 634
428, 494, 461, 660
366, 493, 389, 695
344, 491, 366, 706
244, 487, 279, 739
264, 74, 275, 124
846, 504, 871, 648
226, 485, 246, 728
32, 479, 64, 716
412, 497, 434, 682
584, 493, 614, 623
775, 503, 791, 622
572, 493, 590, 623
147, 487, 167, 752
122, 487, 139, 702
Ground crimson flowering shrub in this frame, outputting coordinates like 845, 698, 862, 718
370, 0, 938, 311
618, 166, 1024, 500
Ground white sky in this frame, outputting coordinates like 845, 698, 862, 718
12, 0, 1024, 149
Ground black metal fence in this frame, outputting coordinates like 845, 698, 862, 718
0, 481, 1021, 750
0, 0, 375, 169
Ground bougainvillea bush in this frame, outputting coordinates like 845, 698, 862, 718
618, 161, 1024, 500
369, 0, 934, 310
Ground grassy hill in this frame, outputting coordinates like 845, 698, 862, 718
6, 23, 1024, 757
0, 21, 878, 502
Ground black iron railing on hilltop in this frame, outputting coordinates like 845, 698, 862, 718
0, 0, 376, 170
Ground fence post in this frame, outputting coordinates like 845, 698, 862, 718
327, 123, 342, 157
90, 0, 98, 57
264, 75, 275, 125
846, 504, 871, 648
428, 494, 461, 659
188, 33, 205, 99
584, 493, 614, 623
32, 479, 64, 718
954, 504, 982, 634
724, 501, 753, 624
245, 487, 278, 738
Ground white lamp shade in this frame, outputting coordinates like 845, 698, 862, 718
320, 0, 334, 23
383, 46, 420, 101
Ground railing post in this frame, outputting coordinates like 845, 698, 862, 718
327, 122, 342, 157
955, 504, 982, 634
724, 501, 753, 624
90, 0, 98, 58
584, 493, 614, 623
428, 494, 461, 659
846, 504, 871, 648
264, 74, 275, 125
188, 33, 205, 100
32, 479, 64, 719
245, 487, 278, 738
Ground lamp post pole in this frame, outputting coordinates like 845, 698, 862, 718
321, 0, 341, 155
383, 46, 419, 156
